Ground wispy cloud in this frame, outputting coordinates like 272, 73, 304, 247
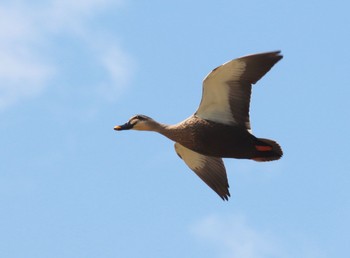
0, 4, 54, 110
191, 213, 325, 258
0, 0, 132, 111
97, 45, 134, 101
192, 214, 280, 258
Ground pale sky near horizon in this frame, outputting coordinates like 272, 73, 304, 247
1, 1, 350, 258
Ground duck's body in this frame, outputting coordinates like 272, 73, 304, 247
160, 115, 281, 160
114, 51, 283, 200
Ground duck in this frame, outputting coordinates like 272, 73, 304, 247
114, 51, 283, 200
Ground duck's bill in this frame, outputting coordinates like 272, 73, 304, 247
114, 122, 133, 131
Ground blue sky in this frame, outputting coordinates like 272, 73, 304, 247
1, 0, 349, 257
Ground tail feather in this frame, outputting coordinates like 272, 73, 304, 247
253, 138, 283, 162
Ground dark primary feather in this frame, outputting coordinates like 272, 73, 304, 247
226, 51, 282, 130
237, 51, 283, 84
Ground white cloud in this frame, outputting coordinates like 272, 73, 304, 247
0, 4, 53, 110
192, 214, 280, 258
96, 45, 135, 101
47, 0, 123, 33
0, 52, 53, 110
0, 0, 132, 111
191, 213, 325, 258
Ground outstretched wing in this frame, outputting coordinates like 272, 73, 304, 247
195, 51, 283, 130
174, 143, 230, 200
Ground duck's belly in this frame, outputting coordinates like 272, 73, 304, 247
180, 123, 257, 159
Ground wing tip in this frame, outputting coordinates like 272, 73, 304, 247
218, 186, 231, 201
220, 193, 230, 201
271, 50, 283, 61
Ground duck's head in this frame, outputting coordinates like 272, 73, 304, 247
114, 115, 157, 131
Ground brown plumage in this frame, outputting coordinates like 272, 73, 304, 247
114, 51, 283, 200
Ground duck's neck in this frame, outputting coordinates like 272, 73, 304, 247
145, 120, 172, 139
153, 122, 183, 143
152, 122, 170, 135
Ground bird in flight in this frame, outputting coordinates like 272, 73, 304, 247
114, 51, 283, 200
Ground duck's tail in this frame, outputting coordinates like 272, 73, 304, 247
252, 138, 283, 162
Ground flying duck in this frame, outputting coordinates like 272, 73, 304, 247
114, 51, 283, 200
